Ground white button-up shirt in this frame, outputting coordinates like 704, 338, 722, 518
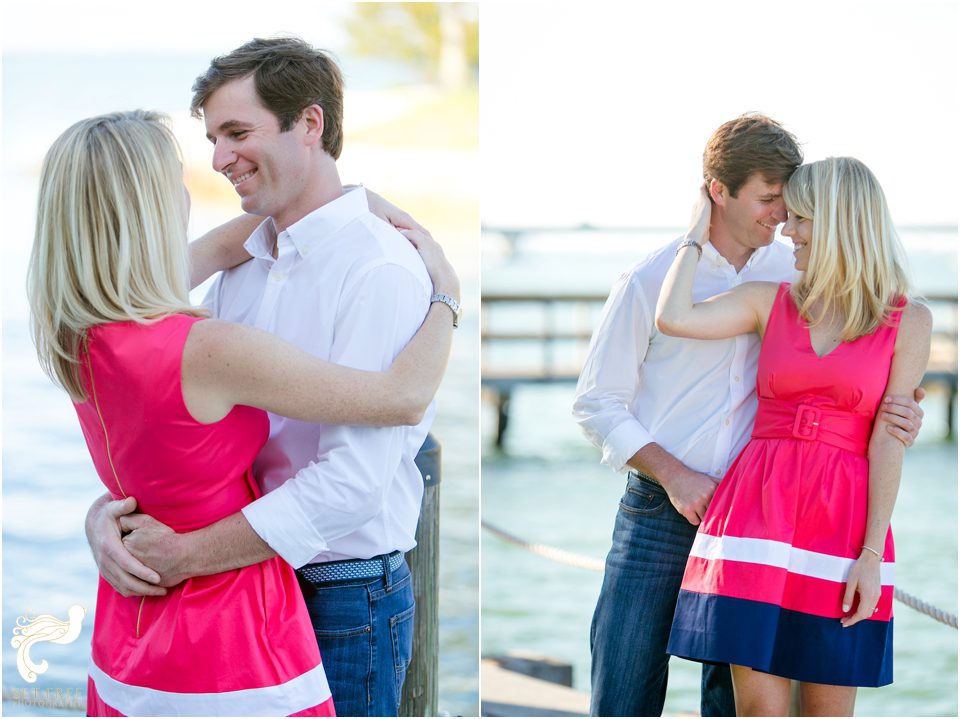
573, 237, 795, 478
206, 188, 434, 568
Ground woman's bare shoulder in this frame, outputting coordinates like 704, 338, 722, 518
182, 319, 268, 373
895, 300, 933, 351
740, 280, 782, 297
900, 300, 933, 332
736, 280, 781, 315
185, 318, 272, 346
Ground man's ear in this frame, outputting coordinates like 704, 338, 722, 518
301, 104, 325, 148
708, 177, 727, 207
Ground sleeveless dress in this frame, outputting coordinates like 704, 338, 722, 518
73, 315, 336, 716
667, 283, 902, 687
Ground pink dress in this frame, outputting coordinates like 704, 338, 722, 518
73, 315, 335, 716
668, 283, 901, 687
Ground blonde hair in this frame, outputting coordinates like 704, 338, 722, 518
27, 110, 203, 401
783, 157, 910, 341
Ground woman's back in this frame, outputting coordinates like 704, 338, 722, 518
75, 314, 268, 530
73, 314, 333, 716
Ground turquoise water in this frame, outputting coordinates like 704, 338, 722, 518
481, 231, 958, 717
482, 385, 957, 717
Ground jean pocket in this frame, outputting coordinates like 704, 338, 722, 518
389, 603, 416, 707
618, 476, 667, 516
311, 622, 372, 716
314, 622, 372, 639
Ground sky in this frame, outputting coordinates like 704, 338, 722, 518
0, 0, 351, 53
480, 0, 959, 227
2, 0, 957, 228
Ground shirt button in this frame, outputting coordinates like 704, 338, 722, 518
734, 376, 741, 383
715, 469, 723, 476
724, 418, 731, 426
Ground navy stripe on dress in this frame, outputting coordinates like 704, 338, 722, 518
668, 590, 893, 687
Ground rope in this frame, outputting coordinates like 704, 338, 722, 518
894, 588, 958, 628
2, 687, 85, 711
483, 520, 605, 572
482, 520, 958, 629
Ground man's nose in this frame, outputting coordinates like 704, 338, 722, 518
211, 141, 235, 174
772, 201, 788, 223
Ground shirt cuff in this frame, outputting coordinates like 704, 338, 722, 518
241, 488, 328, 569
602, 420, 656, 473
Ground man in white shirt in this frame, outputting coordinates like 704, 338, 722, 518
573, 114, 923, 717
85, 38, 452, 717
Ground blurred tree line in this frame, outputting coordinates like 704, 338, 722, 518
346, 3, 478, 89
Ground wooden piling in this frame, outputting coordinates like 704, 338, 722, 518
402, 433, 441, 717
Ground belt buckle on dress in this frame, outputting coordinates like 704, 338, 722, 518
792, 404, 821, 440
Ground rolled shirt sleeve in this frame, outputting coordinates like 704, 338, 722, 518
242, 262, 430, 568
573, 269, 657, 472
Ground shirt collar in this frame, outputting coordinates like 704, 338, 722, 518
243, 217, 280, 261
703, 239, 770, 272
283, 187, 369, 258
742, 243, 768, 270
240, 188, 369, 261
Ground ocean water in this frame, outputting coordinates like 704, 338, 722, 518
480, 229, 958, 717
2, 52, 479, 716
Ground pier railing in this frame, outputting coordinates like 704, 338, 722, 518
481, 291, 957, 446
482, 519, 958, 629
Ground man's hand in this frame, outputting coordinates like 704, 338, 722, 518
119, 514, 191, 588
879, 387, 925, 447
659, 467, 720, 526
85, 495, 166, 597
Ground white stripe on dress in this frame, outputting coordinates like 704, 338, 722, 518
89, 659, 332, 717
690, 533, 896, 585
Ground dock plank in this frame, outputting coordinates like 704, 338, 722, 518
481, 658, 589, 717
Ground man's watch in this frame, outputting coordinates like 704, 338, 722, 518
430, 293, 461, 328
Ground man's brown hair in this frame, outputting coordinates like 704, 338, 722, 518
191, 37, 344, 159
703, 113, 802, 197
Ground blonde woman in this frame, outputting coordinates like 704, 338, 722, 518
657, 157, 931, 716
27, 110, 458, 716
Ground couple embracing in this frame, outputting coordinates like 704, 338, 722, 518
29, 38, 459, 716
575, 114, 931, 716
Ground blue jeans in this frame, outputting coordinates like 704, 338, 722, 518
590, 473, 735, 717
300, 557, 415, 717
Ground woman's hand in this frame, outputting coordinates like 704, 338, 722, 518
840, 551, 883, 627
349, 185, 457, 297
402, 228, 460, 301
685, 184, 712, 246
357, 186, 430, 235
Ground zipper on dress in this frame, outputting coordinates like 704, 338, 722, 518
84, 337, 128, 500
85, 336, 145, 637
135, 597, 146, 638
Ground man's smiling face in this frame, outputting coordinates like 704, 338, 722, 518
202, 75, 311, 229
719, 173, 788, 251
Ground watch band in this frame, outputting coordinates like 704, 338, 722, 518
430, 293, 461, 328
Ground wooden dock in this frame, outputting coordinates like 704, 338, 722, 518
481, 655, 588, 717
480, 652, 699, 717
482, 291, 958, 446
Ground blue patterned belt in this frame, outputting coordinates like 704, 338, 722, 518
629, 470, 662, 487
296, 551, 405, 585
